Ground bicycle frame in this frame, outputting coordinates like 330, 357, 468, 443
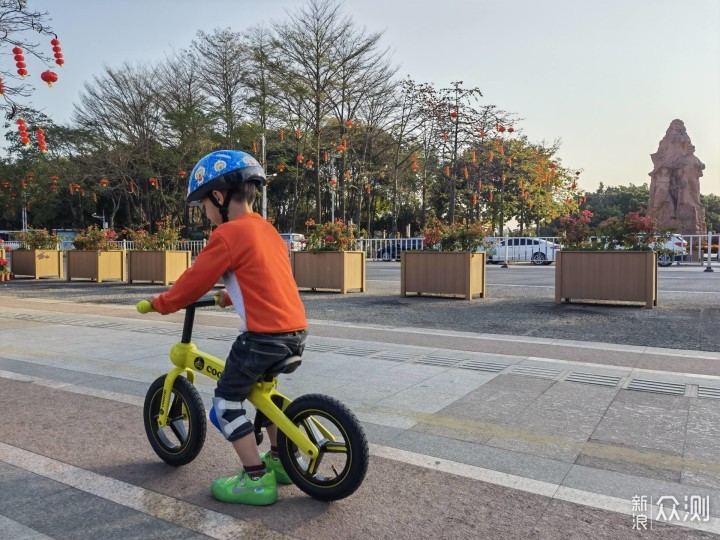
144, 299, 322, 461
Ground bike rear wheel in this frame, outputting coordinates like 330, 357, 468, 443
144, 375, 206, 466
277, 394, 368, 501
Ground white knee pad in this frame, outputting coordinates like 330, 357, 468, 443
211, 397, 252, 441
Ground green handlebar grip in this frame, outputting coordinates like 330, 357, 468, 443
136, 300, 154, 314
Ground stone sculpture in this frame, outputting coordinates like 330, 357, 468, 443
648, 119, 706, 234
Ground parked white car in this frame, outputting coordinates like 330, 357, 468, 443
280, 233, 306, 251
487, 237, 562, 265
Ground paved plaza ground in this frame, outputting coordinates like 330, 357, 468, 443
1, 264, 720, 538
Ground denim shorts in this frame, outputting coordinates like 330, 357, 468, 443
214, 330, 307, 401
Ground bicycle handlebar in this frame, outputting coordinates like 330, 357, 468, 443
136, 295, 219, 314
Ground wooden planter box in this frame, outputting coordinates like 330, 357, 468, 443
555, 251, 657, 308
128, 250, 191, 285
401, 251, 487, 300
67, 250, 126, 282
290, 251, 365, 294
11, 249, 63, 279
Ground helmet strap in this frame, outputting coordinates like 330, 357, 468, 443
208, 189, 236, 224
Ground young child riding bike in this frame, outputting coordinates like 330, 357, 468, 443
149, 150, 308, 506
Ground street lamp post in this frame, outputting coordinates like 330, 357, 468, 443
91, 211, 107, 229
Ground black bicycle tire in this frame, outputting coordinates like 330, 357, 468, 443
143, 374, 207, 466
277, 393, 369, 501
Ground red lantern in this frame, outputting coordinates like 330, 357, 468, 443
329, 178, 337, 187
336, 144, 344, 152
501, 174, 506, 183
410, 163, 418, 172
548, 162, 556, 169
323, 151, 328, 162
296, 128, 302, 139
279, 129, 284, 141
50, 175, 59, 183
277, 164, 285, 172
130, 180, 135, 193
40, 70, 58, 87
20, 180, 27, 189
489, 192, 494, 202
488, 150, 494, 162
26, 172, 34, 178
462, 167, 469, 179
365, 183, 370, 193
470, 150, 476, 162
178, 170, 187, 178
450, 111, 458, 119
252, 141, 257, 154
442, 131, 448, 142
507, 127, 514, 133
306, 160, 314, 168
478, 180, 482, 189
444, 166, 450, 176
49, 184, 57, 191
497, 125, 506, 133
297, 154, 304, 163
507, 158, 512, 167
499, 145, 504, 155
576, 171, 581, 176
472, 193, 477, 205
0, 78, 5, 95
99, 178, 109, 187
345, 119, 353, 128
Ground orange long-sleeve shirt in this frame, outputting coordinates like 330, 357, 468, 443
152, 212, 307, 333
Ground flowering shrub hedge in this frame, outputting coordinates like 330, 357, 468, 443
18, 229, 59, 249
72, 225, 118, 250
423, 217, 489, 252
557, 209, 670, 251
123, 219, 180, 250
304, 218, 357, 251
0, 257, 8, 275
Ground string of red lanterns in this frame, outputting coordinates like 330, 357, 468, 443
13, 47, 27, 78
36, 128, 47, 153
51, 37, 64, 67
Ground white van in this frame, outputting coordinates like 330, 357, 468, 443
280, 233, 306, 252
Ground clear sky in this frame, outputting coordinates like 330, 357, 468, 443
22, 0, 720, 195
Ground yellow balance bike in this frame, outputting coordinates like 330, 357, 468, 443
136, 296, 368, 501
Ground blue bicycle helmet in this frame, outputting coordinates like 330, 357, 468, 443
187, 150, 266, 222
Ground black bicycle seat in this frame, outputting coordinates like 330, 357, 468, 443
265, 355, 302, 377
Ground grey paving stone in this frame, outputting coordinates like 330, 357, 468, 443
439, 387, 542, 424
590, 399, 688, 456
486, 406, 605, 463
0, 514, 51, 540
2, 481, 206, 540
530, 381, 619, 412
387, 429, 572, 485
360, 421, 406, 445
0, 463, 69, 512
410, 419, 493, 445
575, 451, 681, 484
407, 369, 498, 395
562, 464, 720, 518
376, 387, 461, 414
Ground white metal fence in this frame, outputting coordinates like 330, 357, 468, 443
5, 234, 718, 265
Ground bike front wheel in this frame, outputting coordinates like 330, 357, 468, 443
143, 374, 206, 466
278, 394, 369, 501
